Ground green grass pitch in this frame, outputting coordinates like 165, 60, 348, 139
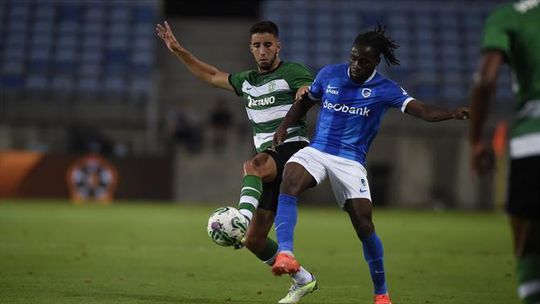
0, 200, 519, 304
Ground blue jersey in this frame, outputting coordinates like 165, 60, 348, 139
308, 64, 414, 165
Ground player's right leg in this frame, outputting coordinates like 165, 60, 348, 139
237, 153, 277, 223
506, 156, 540, 304
511, 217, 540, 304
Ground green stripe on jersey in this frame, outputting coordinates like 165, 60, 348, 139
229, 62, 314, 152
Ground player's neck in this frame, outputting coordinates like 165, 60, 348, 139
348, 68, 377, 84
258, 60, 282, 74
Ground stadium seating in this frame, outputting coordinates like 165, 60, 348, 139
262, 0, 512, 105
0, 0, 157, 103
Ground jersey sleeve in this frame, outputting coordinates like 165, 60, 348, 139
308, 66, 328, 101
286, 63, 314, 91
385, 82, 415, 113
228, 71, 250, 96
481, 5, 514, 58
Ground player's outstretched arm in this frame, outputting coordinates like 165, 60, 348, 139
405, 100, 470, 122
272, 94, 317, 148
156, 21, 234, 92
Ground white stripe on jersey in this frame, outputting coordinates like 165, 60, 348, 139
510, 133, 540, 158
253, 126, 305, 147
242, 79, 291, 97
245, 104, 292, 123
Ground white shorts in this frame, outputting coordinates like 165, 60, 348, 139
287, 146, 371, 208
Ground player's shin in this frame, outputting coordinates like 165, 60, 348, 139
275, 194, 298, 253
238, 175, 262, 222
362, 233, 388, 295
258, 238, 279, 264
517, 254, 540, 304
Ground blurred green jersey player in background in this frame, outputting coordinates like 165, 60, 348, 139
470, 1, 540, 303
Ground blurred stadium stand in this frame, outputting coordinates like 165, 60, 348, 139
0, 0, 157, 127
0, 0, 514, 207
262, 0, 513, 106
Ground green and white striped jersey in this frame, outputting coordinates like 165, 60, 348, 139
229, 62, 314, 152
482, 1, 540, 157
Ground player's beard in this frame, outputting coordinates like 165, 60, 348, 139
257, 54, 277, 72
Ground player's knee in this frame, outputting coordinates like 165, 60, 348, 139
243, 159, 260, 176
279, 177, 300, 195
244, 154, 269, 176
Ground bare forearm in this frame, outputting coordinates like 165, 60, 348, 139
172, 47, 223, 84
470, 83, 493, 143
280, 98, 315, 129
418, 104, 458, 122
469, 52, 502, 144
406, 101, 465, 122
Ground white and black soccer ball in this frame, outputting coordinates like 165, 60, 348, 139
207, 207, 248, 247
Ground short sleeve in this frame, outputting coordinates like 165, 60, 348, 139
308, 67, 327, 101
228, 71, 250, 96
385, 83, 415, 113
481, 6, 514, 57
286, 63, 314, 91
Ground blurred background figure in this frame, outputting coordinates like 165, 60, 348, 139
469, 1, 540, 303
209, 98, 234, 155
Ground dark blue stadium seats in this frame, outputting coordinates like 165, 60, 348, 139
0, 0, 157, 102
263, 0, 512, 104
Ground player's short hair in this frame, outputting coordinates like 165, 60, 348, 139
354, 24, 400, 66
250, 21, 279, 38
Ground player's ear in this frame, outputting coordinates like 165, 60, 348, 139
276, 40, 281, 53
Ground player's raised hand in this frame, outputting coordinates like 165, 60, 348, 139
272, 126, 288, 149
156, 21, 183, 53
454, 106, 471, 120
295, 85, 310, 102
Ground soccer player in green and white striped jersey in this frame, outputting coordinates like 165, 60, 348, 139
157, 21, 317, 303
470, 1, 540, 303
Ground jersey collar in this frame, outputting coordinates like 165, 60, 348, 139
347, 68, 377, 84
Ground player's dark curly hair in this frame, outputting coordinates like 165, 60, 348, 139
354, 24, 400, 66
250, 20, 279, 38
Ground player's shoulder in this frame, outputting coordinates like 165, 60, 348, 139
372, 71, 398, 87
373, 72, 406, 94
281, 61, 309, 70
231, 69, 257, 80
487, 3, 519, 24
278, 62, 313, 76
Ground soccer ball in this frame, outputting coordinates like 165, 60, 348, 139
207, 206, 248, 247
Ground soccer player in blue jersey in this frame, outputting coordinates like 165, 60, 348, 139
270, 25, 470, 304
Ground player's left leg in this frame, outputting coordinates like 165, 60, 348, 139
324, 154, 391, 304
345, 198, 392, 304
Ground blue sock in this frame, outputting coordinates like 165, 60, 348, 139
275, 194, 298, 252
362, 233, 387, 295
